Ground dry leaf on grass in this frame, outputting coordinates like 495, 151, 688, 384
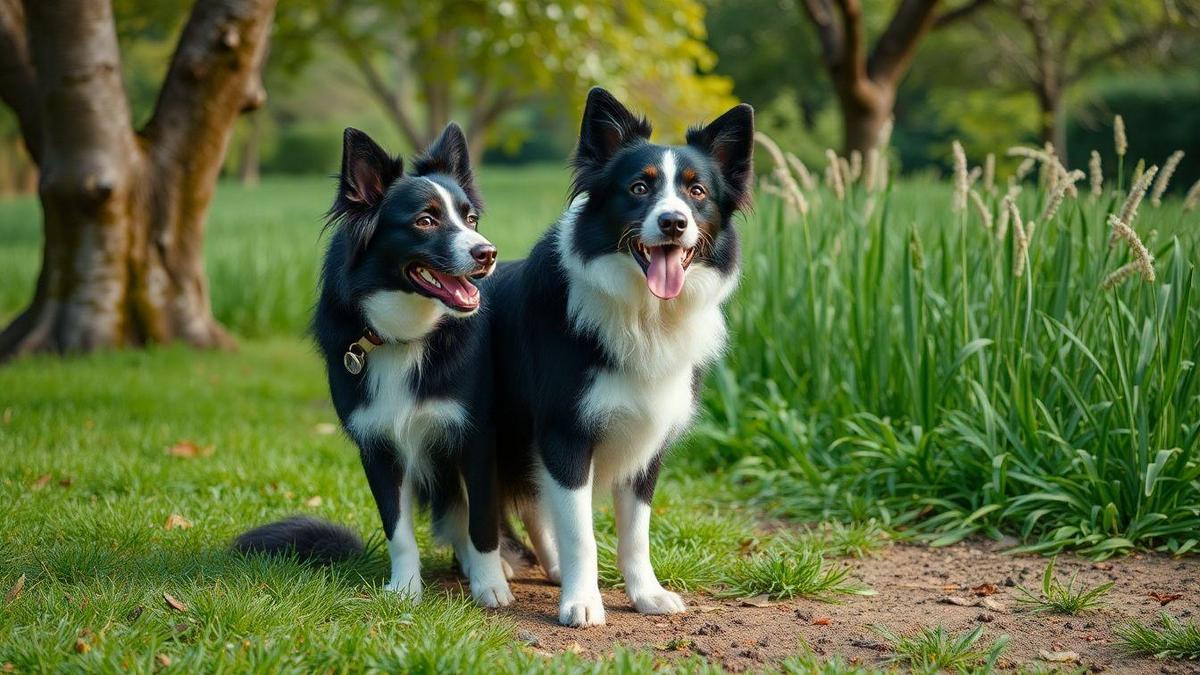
303, 496, 323, 508
167, 441, 214, 458
155, 654, 171, 667
74, 639, 91, 654
313, 422, 338, 435
31, 474, 52, 489
164, 514, 193, 530
126, 606, 144, 623
971, 583, 998, 596
163, 592, 188, 612
812, 616, 832, 626
5, 574, 25, 603
1149, 591, 1183, 605
1039, 649, 1079, 663
979, 597, 1006, 612
739, 594, 773, 607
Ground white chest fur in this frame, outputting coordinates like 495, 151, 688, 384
346, 342, 467, 483
556, 209, 738, 487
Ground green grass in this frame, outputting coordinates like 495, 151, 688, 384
1014, 558, 1113, 614
721, 544, 873, 601
872, 624, 1009, 673
1117, 613, 1200, 660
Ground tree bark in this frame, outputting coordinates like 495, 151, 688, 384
0, 0, 275, 361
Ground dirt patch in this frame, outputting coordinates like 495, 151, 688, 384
444, 541, 1199, 672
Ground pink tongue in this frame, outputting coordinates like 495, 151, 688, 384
431, 271, 479, 307
646, 246, 686, 299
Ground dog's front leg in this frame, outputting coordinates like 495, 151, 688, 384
360, 441, 422, 600
539, 436, 603, 627
613, 462, 686, 615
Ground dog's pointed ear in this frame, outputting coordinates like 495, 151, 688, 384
574, 87, 652, 173
687, 104, 755, 208
339, 127, 403, 208
413, 122, 482, 208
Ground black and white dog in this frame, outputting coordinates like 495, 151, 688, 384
236, 124, 517, 608
486, 88, 753, 626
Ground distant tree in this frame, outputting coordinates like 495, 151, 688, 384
797, 0, 991, 154
0, 0, 274, 359
976, 0, 1197, 155
281, 0, 735, 162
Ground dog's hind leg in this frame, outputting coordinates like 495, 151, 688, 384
360, 440, 422, 601
519, 501, 560, 584
613, 457, 686, 615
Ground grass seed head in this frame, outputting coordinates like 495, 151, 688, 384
1101, 261, 1140, 291
1185, 178, 1200, 212
849, 150, 863, 182
825, 149, 846, 201
1089, 150, 1103, 197
785, 152, 817, 191
984, 153, 996, 193
1150, 150, 1184, 206
953, 141, 969, 212
1114, 114, 1128, 157
970, 189, 992, 229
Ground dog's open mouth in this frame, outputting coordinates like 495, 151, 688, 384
631, 241, 696, 300
406, 264, 481, 312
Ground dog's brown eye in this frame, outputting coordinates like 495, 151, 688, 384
630, 181, 649, 196
415, 215, 435, 228
466, 214, 479, 228
689, 184, 706, 199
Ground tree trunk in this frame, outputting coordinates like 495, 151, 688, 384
839, 82, 894, 155
0, 0, 275, 362
1036, 84, 1067, 157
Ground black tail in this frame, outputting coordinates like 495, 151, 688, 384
233, 516, 364, 565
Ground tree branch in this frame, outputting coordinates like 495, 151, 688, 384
1066, 26, 1171, 85
832, 0, 867, 82
0, 0, 41, 163
327, 19, 423, 151
141, 0, 276, 164
797, 0, 844, 68
933, 0, 993, 29
868, 0, 939, 84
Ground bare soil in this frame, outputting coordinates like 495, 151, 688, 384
444, 540, 1200, 672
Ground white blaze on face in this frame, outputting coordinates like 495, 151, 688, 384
640, 150, 699, 249
423, 177, 491, 272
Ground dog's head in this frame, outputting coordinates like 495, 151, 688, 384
568, 87, 753, 300
326, 124, 495, 318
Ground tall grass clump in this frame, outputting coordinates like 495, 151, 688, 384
697, 130, 1200, 558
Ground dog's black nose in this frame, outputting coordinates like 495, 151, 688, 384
471, 243, 497, 268
658, 212, 687, 237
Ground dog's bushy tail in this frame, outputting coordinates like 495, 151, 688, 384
233, 516, 363, 565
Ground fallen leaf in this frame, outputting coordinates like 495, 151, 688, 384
32, 474, 52, 489
971, 583, 998, 596
980, 597, 1006, 612
2, 662, 14, 672
126, 606, 144, 623
1149, 592, 1183, 606
812, 616, 832, 626
167, 441, 213, 459
694, 604, 723, 613
940, 596, 977, 607
739, 594, 773, 607
58, 477, 74, 488
5, 574, 25, 603
304, 496, 323, 508
74, 639, 91, 654
1039, 649, 1079, 663
155, 654, 171, 667
163, 592, 188, 612
164, 514, 193, 530
313, 422, 338, 435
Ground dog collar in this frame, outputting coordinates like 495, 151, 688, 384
343, 327, 384, 375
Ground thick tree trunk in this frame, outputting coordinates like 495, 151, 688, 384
838, 82, 894, 155
1036, 84, 1067, 156
0, 0, 275, 362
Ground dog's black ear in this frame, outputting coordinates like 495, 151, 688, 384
687, 104, 755, 208
413, 122, 482, 208
327, 128, 402, 256
339, 127, 403, 208
573, 87, 652, 180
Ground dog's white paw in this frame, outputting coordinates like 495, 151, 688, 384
629, 588, 686, 615
472, 580, 515, 608
384, 574, 423, 602
559, 591, 605, 627
501, 557, 515, 581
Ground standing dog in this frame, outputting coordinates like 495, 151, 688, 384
486, 88, 753, 626
236, 124, 516, 608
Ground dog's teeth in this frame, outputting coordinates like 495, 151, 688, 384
419, 269, 441, 288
